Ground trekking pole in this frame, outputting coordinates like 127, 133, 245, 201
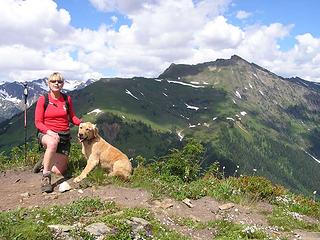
23, 83, 28, 162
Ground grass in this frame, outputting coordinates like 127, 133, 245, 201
0, 198, 189, 240
267, 207, 320, 232
1, 139, 320, 239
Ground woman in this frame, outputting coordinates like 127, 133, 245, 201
35, 72, 81, 193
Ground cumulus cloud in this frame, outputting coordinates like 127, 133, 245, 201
0, 0, 72, 48
89, 0, 157, 14
195, 16, 244, 49
0, 0, 320, 82
236, 10, 251, 20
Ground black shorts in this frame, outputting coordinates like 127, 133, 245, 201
38, 131, 71, 156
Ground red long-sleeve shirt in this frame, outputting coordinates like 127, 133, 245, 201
35, 94, 81, 133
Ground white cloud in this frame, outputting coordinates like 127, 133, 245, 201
111, 15, 118, 23
0, 0, 72, 48
89, 0, 157, 14
0, 0, 320, 82
236, 10, 251, 20
195, 16, 244, 49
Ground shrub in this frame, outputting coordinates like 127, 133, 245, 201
235, 176, 287, 200
157, 138, 204, 182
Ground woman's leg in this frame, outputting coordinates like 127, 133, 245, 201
51, 153, 69, 175
41, 134, 59, 174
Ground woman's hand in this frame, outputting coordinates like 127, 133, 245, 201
46, 130, 60, 141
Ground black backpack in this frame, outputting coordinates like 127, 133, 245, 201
43, 92, 70, 115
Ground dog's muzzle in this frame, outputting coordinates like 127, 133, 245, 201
78, 133, 87, 142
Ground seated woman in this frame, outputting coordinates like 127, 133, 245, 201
34, 72, 81, 193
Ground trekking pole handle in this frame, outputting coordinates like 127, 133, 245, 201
23, 83, 28, 104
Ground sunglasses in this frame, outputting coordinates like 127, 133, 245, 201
49, 80, 64, 84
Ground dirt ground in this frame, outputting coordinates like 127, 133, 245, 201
1, 168, 319, 240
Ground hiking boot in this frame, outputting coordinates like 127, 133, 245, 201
32, 157, 43, 173
41, 173, 53, 193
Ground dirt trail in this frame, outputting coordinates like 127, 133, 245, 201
0, 168, 319, 240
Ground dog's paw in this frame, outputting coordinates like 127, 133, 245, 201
73, 176, 82, 183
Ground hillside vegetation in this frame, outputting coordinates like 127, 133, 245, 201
0, 55, 319, 197
1, 139, 320, 239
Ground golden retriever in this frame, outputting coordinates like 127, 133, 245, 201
73, 122, 132, 183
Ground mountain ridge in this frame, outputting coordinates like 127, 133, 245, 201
0, 55, 319, 197
0, 78, 96, 122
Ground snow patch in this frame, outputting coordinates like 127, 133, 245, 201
303, 150, 320, 164
167, 80, 205, 88
185, 103, 199, 110
180, 114, 190, 120
177, 130, 184, 141
226, 117, 235, 121
125, 89, 139, 100
235, 91, 242, 99
88, 109, 103, 115
203, 122, 210, 127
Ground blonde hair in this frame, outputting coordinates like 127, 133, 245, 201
48, 72, 64, 82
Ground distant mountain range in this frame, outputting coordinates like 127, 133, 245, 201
0, 78, 96, 122
0, 55, 320, 197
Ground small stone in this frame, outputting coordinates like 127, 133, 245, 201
182, 198, 193, 208
78, 189, 84, 194
131, 217, 150, 227
155, 198, 174, 209
59, 181, 71, 192
85, 222, 112, 236
48, 224, 75, 232
219, 203, 235, 210
20, 192, 30, 198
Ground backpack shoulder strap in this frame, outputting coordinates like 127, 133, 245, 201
43, 93, 49, 112
61, 93, 70, 113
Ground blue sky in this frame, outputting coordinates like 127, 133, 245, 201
0, 0, 320, 82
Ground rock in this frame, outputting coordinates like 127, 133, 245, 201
20, 192, 30, 198
59, 181, 71, 193
154, 198, 174, 209
85, 222, 112, 237
126, 217, 152, 238
48, 224, 75, 232
219, 203, 235, 210
182, 198, 194, 208
131, 217, 150, 227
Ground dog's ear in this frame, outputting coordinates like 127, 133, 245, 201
93, 124, 99, 137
